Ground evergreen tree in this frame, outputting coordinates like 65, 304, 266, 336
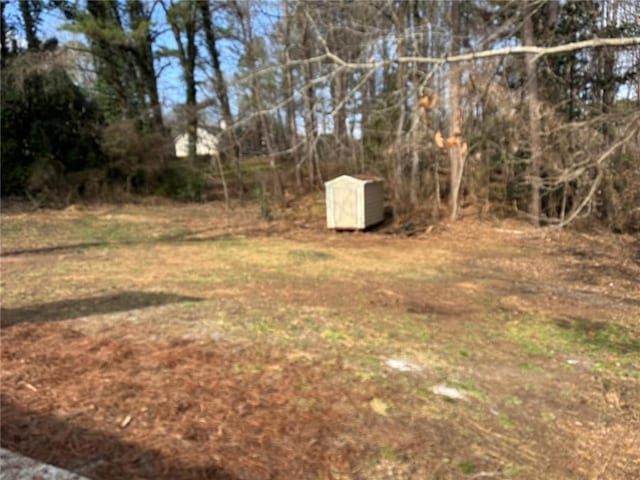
1, 51, 104, 198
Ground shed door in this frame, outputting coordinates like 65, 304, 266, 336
333, 186, 358, 228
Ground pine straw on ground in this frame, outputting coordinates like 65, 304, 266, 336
2, 201, 640, 479
4, 320, 639, 480
1, 322, 453, 479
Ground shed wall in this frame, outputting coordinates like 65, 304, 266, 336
333, 185, 359, 229
363, 182, 385, 227
325, 176, 384, 230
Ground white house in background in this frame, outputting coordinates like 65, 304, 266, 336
174, 128, 218, 158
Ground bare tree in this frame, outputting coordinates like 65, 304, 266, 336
157, 0, 638, 229
448, 0, 463, 220
523, 2, 542, 225
282, 0, 299, 178
235, 1, 284, 201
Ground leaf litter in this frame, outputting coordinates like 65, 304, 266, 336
2, 200, 640, 479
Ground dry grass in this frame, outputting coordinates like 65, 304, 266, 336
1, 197, 639, 479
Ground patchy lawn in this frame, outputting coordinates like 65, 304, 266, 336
1, 197, 639, 479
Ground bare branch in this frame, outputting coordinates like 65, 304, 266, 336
323, 37, 640, 70
553, 121, 640, 185
547, 168, 604, 230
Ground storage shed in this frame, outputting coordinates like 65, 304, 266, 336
325, 175, 384, 230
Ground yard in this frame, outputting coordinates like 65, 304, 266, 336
1, 197, 639, 479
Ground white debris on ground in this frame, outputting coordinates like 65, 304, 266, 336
431, 384, 468, 400
0, 448, 89, 480
385, 358, 422, 372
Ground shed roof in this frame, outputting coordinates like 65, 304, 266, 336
325, 174, 383, 186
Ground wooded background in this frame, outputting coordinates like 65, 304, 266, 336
2, 0, 639, 231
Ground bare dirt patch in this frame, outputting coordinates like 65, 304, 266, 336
1, 198, 639, 479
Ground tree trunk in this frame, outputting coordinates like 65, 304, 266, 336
19, 0, 39, 50
333, 72, 347, 140
198, 0, 241, 175
128, 0, 164, 130
1, 2, 9, 66
165, 1, 198, 165
448, 0, 463, 220
409, 5, 423, 207
600, 0, 619, 144
523, 4, 542, 225
302, 14, 318, 188
282, 0, 299, 189
186, 21, 197, 165
241, 5, 282, 203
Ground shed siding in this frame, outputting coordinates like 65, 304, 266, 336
364, 182, 384, 227
334, 186, 359, 228
326, 188, 335, 228
325, 175, 384, 230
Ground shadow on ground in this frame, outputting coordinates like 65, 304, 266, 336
0, 398, 237, 480
0, 229, 263, 257
0, 292, 202, 327
0, 228, 198, 257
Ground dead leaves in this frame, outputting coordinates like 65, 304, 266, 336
435, 130, 469, 157
423, 91, 471, 156
369, 398, 391, 416
446, 136, 459, 148
421, 92, 470, 157
419, 94, 439, 111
